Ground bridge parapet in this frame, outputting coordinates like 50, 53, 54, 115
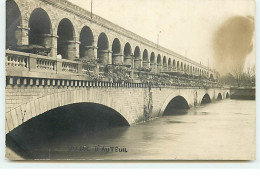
6, 50, 222, 89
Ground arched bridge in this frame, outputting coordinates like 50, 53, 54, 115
5, 0, 229, 134
6, 78, 229, 134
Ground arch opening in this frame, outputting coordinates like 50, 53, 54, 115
112, 38, 121, 65
57, 18, 75, 59
124, 42, 132, 57
163, 96, 190, 116
181, 62, 183, 71
123, 42, 132, 65
173, 60, 176, 70
201, 94, 211, 104
217, 93, 223, 100
168, 58, 172, 71
134, 46, 141, 59
112, 38, 121, 54
6, 103, 129, 159
157, 54, 162, 72
150, 52, 155, 72
97, 33, 109, 64
143, 49, 148, 62
150, 52, 155, 63
134, 46, 141, 68
28, 8, 52, 53
226, 92, 230, 99
6, 0, 22, 50
163, 56, 167, 71
79, 26, 94, 59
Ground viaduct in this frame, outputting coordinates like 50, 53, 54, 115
5, 0, 230, 134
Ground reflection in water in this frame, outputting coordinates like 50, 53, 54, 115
6, 100, 255, 160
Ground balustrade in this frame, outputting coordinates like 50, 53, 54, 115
62, 62, 78, 73
36, 58, 56, 71
6, 51, 29, 68
5, 50, 220, 89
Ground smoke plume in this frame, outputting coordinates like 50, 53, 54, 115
213, 16, 254, 76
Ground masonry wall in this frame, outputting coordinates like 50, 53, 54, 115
5, 83, 229, 134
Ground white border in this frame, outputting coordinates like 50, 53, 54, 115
0, 0, 259, 169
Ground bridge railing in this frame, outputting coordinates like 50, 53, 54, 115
6, 50, 30, 69
5, 50, 223, 89
6, 50, 82, 74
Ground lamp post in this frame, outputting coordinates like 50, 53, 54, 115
91, 0, 93, 19
157, 31, 162, 49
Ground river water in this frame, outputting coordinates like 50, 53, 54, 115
6, 99, 255, 160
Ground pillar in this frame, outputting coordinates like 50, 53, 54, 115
142, 61, 150, 69
81, 45, 98, 61
151, 63, 157, 73
112, 54, 124, 65
98, 50, 112, 65
124, 56, 132, 67
134, 59, 142, 69
66, 40, 80, 60
15, 26, 30, 46
157, 64, 162, 73
40, 34, 58, 57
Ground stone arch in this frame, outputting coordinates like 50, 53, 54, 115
6, 0, 22, 49
226, 92, 230, 99
124, 42, 132, 57
157, 54, 162, 72
28, 8, 52, 49
134, 46, 141, 68
201, 93, 211, 104
5, 89, 133, 134
79, 26, 94, 59
168, 58, 172, 71
142, 49, 149, 68
134, 46, 141, 59
181, 62, 183, 71
159, 92, 193, 116
163, 96, 190, 116
150, 52, 155, 64
112, 38, 122, 65
57, 18, 76, 59
112, 38, 121, 54
217, 93, 222, 100
177, 61, 180, 70
142, 49, 149, 62
97, 32, 109, 64
123, 42, 132, 65
163, 56, 167, 71
173, 60, 176, 70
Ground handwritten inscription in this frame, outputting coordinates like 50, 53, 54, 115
68, 145, 128, 153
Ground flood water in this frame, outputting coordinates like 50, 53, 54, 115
6, 99, 255, 160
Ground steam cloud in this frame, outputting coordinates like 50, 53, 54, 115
213, 16, 254, 76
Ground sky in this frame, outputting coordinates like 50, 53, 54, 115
68, 0, 255, 71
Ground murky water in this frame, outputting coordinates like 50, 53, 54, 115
6, 99, 255, 160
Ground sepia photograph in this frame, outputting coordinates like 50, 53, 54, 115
5, 0, 255, 160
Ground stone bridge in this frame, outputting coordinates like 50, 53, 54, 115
5, 0, 229, 134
